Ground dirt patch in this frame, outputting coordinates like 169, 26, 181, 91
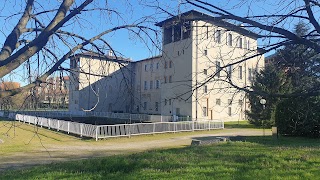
0, 139, 3, 143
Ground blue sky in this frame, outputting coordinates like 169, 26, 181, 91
0, 0, 309, 85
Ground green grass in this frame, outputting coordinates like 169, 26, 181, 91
1, 136, 319, 179
224, 120, 256, 129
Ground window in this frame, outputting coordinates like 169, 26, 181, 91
178, 51, 180, 56
244, 37, 247, 49
228, 33, 233, 46
228, 99, 232, 105
215, 30, 221, 43
164, 76, 167, 83
169, 75, 172, 83
182, 21, 191, 39
247, 40, 250, 50
169, 61, 173, 68
71, 59, 81, 69
156, 62, 159, 69
248, 68, 253, 81
203, 107, 207, 117
164, 26, 172, 45
204, 49, 208, 56
216, 61, 221, 78
155, 102, 159, 111
169, 99, 172, 105
238, 37, 243, 48
156, 80, 160, 89
144, 81, 147, 90
164, 61, 168, 69
204, 85, 208, 93
239, 100, 243, 106
144, 102, 147, 110
182, 49, 185, 54
74, 100, 77, 104
150, 80, 153, 89
173, 25, 181, 42
228, 107, 232, 116
204, 69, 207, 75
216, 99, 221, 105
165, 99, 167, 105
150, 63, 153, 71
239, 66, 243, 79
145, 64, 148, 71
227, 65, 232, 78
206, 26, 209, 39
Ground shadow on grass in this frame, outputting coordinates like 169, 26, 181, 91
224, 121, 256, 129
192, 135, 320, 147
1, 136, 320, 179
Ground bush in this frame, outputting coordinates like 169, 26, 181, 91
275, 97, 320, 138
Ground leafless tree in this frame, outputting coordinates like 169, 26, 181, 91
184, 0, 320, 97
0, 0, 158, 106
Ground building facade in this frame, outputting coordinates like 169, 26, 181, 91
35, 76, 70, 108
69, 10, 264, 121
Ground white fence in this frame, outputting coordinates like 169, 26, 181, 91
3, 113, 224, 140
96, 120, 224, 139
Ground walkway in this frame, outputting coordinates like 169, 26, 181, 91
0, 128, 271, 172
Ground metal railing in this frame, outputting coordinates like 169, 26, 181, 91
2, 112, 224, 141
6, 110, 174, 122
96, 120, 224, 140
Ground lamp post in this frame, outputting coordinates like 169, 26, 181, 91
260, 98, 266, 136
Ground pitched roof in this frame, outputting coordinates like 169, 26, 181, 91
70, 52, 132, 63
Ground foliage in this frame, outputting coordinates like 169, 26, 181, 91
275, 96, 320, 138
273, 22, 320, 92
1, 136, 320, 179
246, 64, 291, 127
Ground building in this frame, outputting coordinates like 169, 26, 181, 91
0, 82, 20, 91
69, 10, 264, 121
36, 76, 70, 108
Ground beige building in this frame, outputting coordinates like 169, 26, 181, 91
36, 76, 70, 108
69, 10, 264, 121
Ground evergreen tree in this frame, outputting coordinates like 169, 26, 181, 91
246, 64, 292, 127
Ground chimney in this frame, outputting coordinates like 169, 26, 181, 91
108, 50, 114, 57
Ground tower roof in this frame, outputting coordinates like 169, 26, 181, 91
155, 10, 260, 39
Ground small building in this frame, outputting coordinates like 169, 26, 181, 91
36, 76, 70, 108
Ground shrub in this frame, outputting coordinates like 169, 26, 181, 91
275, 97, 320, 138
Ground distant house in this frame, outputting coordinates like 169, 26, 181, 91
69, 10, 264, 121
36, 76, 70, 108
0, 82, 20, 91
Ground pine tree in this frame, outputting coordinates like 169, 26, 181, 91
246, 64, 292, 127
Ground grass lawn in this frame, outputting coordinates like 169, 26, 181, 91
224, 120, 256, 129
1, 135, 319, 179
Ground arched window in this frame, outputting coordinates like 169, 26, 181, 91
228, 33, 233, 46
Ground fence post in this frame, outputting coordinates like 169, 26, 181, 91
68, 121, 70, 134
208, 121, 211, 131
95, 126, 99, 141
57, 120, 60, 131
192, 120, 194, 132
128, 124, 131, 138
80, 124, 83, 137
48, 119, 51, 129
221, 120, 224, 129
153, 123, 156, 135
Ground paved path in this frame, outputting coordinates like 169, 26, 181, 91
0, 128, 271, 172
